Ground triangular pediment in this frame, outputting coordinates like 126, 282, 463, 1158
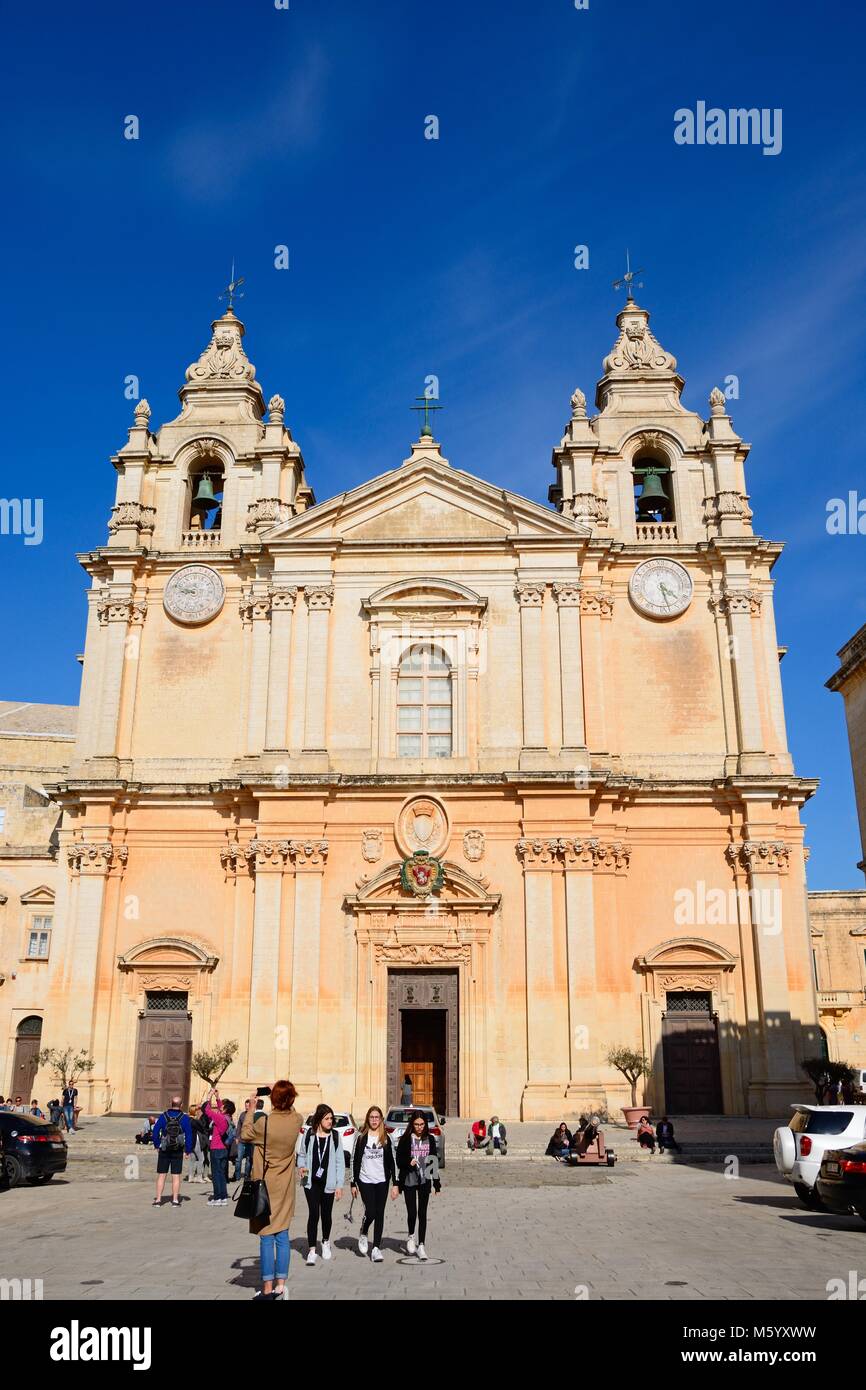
20, 885, 55, 906
263, 455, 588, 545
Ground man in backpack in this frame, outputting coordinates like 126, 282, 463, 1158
152, 1095, 193, 1207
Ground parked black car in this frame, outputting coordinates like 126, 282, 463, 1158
0, 1112, 68, 1186
816, 1141, 866, 1223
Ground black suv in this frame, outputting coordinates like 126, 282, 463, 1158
0, 1111, 68, 1186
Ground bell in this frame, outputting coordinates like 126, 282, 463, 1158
636, 468, 669, 517
191, 474, 219, 512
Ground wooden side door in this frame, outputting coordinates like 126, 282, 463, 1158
662, 1010, 723, 1113
132, 1013, 192, 1113
11, 1034, 41, 1101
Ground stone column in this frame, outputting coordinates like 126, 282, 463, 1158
579, 588, 613, 755
288, 839, 329, 1107
516, 582, 546, 762
552, 582, 586, 754
245, 594, 272, 755
517, 838, 570, 1117
265, 586, 297, 749
729, 839, 799, 1109
718, 587, 769, 772
48, 842, 127, 1110
95, 595, 147, 757
560, 837, 607, 1107
303, 587, 333, 752
245, 839, 287, 1083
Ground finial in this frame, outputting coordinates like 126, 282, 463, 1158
411, 394, 443, 439
709, 386, 726, 415
268, 393, 285, 424
133, 399, 151, 427
570, 387, 586, 419
612, 249, 644, 303
220, 258, 245, 312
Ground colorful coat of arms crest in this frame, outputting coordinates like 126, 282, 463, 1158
400, 849, 445, 897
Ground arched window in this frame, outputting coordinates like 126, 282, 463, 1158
397, 644, 452, 757
633, 454, 673, 522
185, 461, 224, 533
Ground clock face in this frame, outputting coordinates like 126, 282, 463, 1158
629, 558, 693, 619
163, 565, 225, 625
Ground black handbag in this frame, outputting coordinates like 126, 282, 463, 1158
233, 1115, 271, 1221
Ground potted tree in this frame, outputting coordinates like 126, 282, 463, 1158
605, 1045, 653, 1128
191, 1040, 239, 1091
37, 1047, 95, 1127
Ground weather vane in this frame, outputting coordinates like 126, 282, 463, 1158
411, 394, 443, 437
220, 259, 245, 311
612, 250, 644, 301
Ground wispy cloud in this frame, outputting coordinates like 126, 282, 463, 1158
164, 45, 330, 202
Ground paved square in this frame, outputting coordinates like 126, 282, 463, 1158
3, 1127, 864, 1301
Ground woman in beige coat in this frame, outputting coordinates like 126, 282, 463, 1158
240, 1080, 303, 1301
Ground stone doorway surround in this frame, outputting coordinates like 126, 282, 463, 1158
112, 937, 218, 1112
345, 860, 499, 1118
636, 937, 740, 1115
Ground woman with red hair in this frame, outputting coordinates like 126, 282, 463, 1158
240, 1080, 302, 1300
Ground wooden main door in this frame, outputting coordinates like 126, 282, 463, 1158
387, 971, 458, 1115
10, 1015, 43, 1101
661, 992, 723, 1113
132, 996, 192, 1113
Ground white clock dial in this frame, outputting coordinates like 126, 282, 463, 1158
629, 558, 692, 619
163, 565, 225, 625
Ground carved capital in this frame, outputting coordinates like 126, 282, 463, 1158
108, 502, 156, 534
245, 838, 291, 869
97, 596, 147, 625
515, 582, 546, 608
552, 581, 582, 608
579, 588, 614, 618
246, 498, 293, 531
67, 842, 128, 875
728, 841, 790, 874
219, 842, 251, 876
719, 587, 763, 616
568, 493, 610, 525
270, 585, 298, 611
305, 586, 334, 611
594, 839, 633, 873
288, 839, 329, 869
516, 838, 561, 867
558, 837, 599, 869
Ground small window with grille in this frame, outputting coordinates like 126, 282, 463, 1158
665, 991, 712, 1014
144, 991, 189, 1013
26, 915, 52, 960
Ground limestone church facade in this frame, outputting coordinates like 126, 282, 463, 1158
17, 297, 821, 1119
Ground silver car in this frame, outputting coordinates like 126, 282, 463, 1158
384, 1106, 446, 1168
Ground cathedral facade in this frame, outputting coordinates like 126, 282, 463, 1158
23, 297, 820, 1119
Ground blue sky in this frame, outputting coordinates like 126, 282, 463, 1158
1, 0, 864, 889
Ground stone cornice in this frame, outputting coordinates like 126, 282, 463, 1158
826, 620, 866, 692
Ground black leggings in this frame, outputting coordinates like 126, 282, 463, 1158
304, 1182, 334, 1244
357, 1180, 389, 1248
403, 1182, 431, 1243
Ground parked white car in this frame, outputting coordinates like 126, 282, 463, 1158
774, 1105, 866, 1208
300, 1112, 358, 1159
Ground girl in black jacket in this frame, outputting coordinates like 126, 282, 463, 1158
395, 1110, 441, 1260
350, 1106, 397, 1262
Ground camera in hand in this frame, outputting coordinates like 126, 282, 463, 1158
255, 1086, 271, 1097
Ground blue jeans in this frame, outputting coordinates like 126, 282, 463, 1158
235, 1141, 252, 1180
210, 1148, 228, 1200
259, 1230, 290, 1282
63, 1105, 75, 1131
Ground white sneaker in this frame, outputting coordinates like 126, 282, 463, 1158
358, 1234, 369, 1256
417, 1244, 428, 1261
206, 1197, 218, 1205
322, 1241, 332, 1261
306, 1249, 317, 1266
406, 1236, 416, 1255
220, 1199, 229, 1206
371, 1247, 383, 1263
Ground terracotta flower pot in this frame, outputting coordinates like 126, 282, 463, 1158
622, 1105, 650, 1129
